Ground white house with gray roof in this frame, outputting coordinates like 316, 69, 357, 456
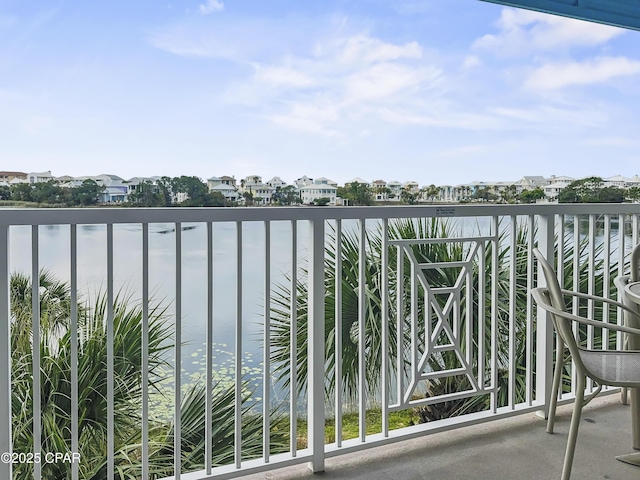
300, 180, 338, 205
210, 183, 239, 202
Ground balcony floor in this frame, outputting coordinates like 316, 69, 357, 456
244, 394, 639, 480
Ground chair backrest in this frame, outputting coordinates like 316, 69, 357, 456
532, 248, 586, 368
632, 242, 640, 282
532, 248, 564, 311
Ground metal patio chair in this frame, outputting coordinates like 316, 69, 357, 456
531, 248, 640, 480
613, 241, 640, 406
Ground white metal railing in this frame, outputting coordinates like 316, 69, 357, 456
0, 203, 638, 480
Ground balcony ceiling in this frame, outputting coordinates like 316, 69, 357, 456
480, 0, 640, 31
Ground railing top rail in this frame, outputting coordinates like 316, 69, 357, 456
0, 203, 639, 226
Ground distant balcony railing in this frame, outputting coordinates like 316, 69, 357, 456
0, 204, 637, 479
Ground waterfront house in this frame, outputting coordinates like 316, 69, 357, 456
208, 175, 237, 190
0, 171, 27, 182
266, 176, 287, 189
605, 175, 638, 189
300, 180, 338, 205
402, 180, 420, 193
210, 183, 240, 203
372, 179, 389, 201
27, 171, 54, 184
387, 180, 403, 198
346, 177, 369, 186
294, 175, 314, 189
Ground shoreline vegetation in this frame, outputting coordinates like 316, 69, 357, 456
10, 213, 621, 478
1, 176, 635, 208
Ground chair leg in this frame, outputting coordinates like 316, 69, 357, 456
547, 336, 563, 434
622, 387, 629, 405
622, 335, 629, 405
562, 375, 585, 480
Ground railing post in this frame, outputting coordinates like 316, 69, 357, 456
307, 218, 325, 473
536, 213, 555, 418
0, 225, 11, 479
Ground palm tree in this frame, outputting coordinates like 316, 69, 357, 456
269, 216, 622, 423
10, 271, 287, 479
270, 218, 477, 408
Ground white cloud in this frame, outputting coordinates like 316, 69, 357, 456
230, 32, 445, 137
579, 136, 640, 148
438, 144, 491, 159
252, 63, 315, 88
490, 105, 608, 128
269, 102, 342, 137
335, 34, 422, 66
461, 55, 480, 69
524, 56, 640, 90
199, 0, 224, 15
344, 62, 435, 102
473, 7, 624, 56
148, 24, 235, 58
377, 107, 503, 130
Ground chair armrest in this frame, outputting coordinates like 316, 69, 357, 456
532, 288, 640, 337
559, 289, 640, 319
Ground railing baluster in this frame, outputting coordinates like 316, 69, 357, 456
557, 214, 565, 289
307, 218, 325, 473
617, 214, 626, 350
175, 223, 182, 478
235, 222, 242, 469
465, 243, 472, 372
571, 215, 580, 395
290, 220, 297, 457
263, 221, 271, 463
587, 215, 596, 391
71, 225, 79, 480
603, 215, 611, 351
0, 225, 10, 480
205, 222, 213, 474
142, 223, 149, 480
396, 245, 404, 406
536, 213, 555, 416
358, 219, 366, 442
555, 214, 565, 403
335, 219, 343, 446
410, 230, 418, 410
490, 216, 498, 413
32, 225, 41, 480
526, 215, 534, 405
381, 218, 389, 438
107, 224, 115, 480
508, 216, 516, 409
478, 241, 486, 392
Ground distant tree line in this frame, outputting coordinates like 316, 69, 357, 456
0, 180, 104, 206
468, 179, 633, 204
7, 176, 632, 208
467, 185, 546, 204
557, 177, 625, 203
0, 176, 231, 207
127, 176, 227, 207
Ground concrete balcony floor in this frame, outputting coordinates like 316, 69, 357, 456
244, 394, 639, 480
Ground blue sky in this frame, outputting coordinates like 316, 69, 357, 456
2, 0, 640, 186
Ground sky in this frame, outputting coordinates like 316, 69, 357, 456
2, 0, 640, 186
